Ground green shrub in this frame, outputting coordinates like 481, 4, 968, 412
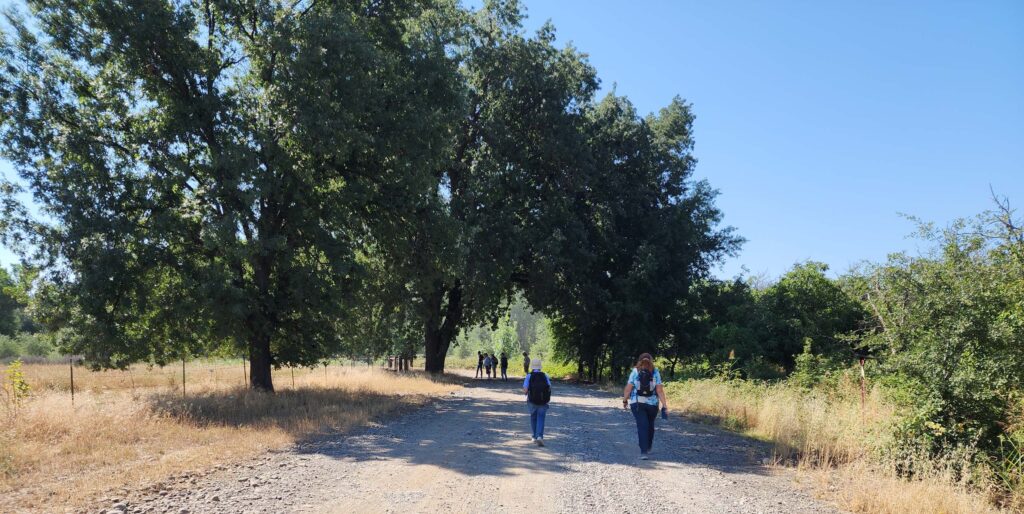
993, 430, 1024, 509
0, 336, 21, 360
790, 339, 833, 389
0, 333, 53, 359
21, 334, 54, 357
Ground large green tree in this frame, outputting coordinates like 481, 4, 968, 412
523, 94, 741, 381
0, 0, 461, 389
386, 1, 597, 373
758, 261, 865, 371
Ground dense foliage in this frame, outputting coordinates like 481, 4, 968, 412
0, 0, 464, 389
670, 198, 1023, 491
858, 206, 1024, 459
0, 0, 735, 382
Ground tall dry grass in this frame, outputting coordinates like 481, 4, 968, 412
0, 363, 459, 513
666, 376, 1013, 514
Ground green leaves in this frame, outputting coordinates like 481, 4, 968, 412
0, 0, 463, 388
860, 209, 1024, 455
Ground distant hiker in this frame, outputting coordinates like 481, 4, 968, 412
476, 351, 484, 379
499, 352, 509, 381
621, 352, 668, 460
522, 352, 530, 375
484, 354, 493, 379
523, 358, 551, 446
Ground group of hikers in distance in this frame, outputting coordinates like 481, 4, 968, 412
475, 350, 517, 381
514, 351, 669, 460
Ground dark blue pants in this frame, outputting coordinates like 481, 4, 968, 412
630, 402, 658, 453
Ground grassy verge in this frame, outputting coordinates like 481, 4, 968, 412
446, 355, 579, 380
0, 362, 460, 513
665, 376, 1015, 514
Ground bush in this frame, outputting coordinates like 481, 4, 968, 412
21, 334, 53, 358
790, 339, 835, 389
0, 336, 21, 360
0, 334, 53, 360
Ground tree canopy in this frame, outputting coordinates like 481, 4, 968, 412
0, 0, 738, 386
0, 0, 463, 389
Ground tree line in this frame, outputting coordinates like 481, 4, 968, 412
0, 0, 737, 390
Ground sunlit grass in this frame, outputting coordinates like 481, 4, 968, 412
666, 376, 1012, 514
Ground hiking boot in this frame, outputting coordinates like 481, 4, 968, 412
535, 438, 544, 447
639, 452, 649, 460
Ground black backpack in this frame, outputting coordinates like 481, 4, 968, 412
637, 369, 655, 397
527, 371, 551, 405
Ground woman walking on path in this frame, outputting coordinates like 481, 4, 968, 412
523, 358, 551, 446
622, 353, 668, 460
484, 354, 493, 379
476, 351, 484, 379
522, 352, 530, 376
499, 352, 509, 381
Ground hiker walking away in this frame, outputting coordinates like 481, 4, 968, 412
622, 352, 668, 460
522, 351, 530, 376
499, 352, 509, 381
523, 358, 551, 446
476, 351, 484, 379
485, 354, 494, 379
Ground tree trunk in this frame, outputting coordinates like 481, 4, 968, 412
424, 332, 444, 373
423, 281, 463, 374
249, 332, 274, 391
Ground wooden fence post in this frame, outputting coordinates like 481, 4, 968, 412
70, 357, 75, 406
182, 356, 186, 398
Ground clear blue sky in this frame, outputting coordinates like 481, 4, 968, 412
2, 0, 1022, 279
516, 0, 1024, 278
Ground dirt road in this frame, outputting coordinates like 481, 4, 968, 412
119, 375, 841, 514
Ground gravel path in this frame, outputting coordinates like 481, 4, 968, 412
113, 375, 842, 514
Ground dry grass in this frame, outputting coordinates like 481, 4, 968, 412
0, 362, 460, 513
666, 376, 1014, 514
807, 461, 1003, 514
667, 373, 896, 465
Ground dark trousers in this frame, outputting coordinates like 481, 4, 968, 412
501, 366, 508, 380
630, 402, 659, 453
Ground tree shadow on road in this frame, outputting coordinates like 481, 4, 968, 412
288, 378, 777, 478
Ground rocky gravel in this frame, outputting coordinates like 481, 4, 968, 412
100, 375, 842, 513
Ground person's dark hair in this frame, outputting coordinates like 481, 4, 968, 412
635, 353, 655, 372
522, 351, 528, 356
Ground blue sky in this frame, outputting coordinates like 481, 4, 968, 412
2, 0, 1022, 279
517, 0, 1024, 278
